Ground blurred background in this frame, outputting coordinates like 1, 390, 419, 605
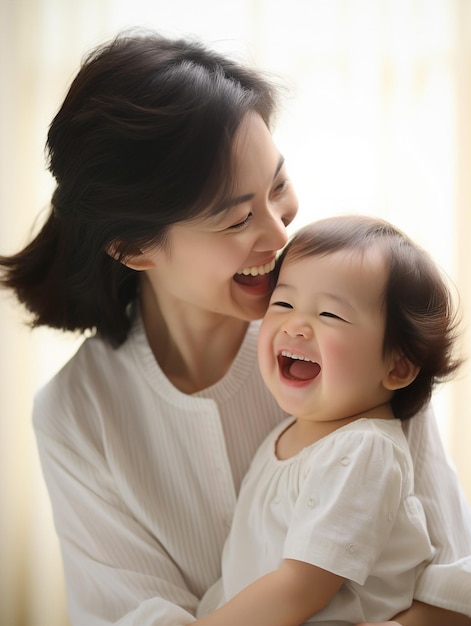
1, 1, 470, 624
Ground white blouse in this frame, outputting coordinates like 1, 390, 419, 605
33, 313, 471, 625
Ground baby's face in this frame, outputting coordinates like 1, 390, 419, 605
258, 247, 395, 424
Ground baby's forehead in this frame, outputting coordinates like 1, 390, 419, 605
277, 246, 389, 305
282, 243, 389, 271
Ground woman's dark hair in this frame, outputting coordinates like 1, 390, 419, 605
0, 30, 279, 345
274, 215, 462, 420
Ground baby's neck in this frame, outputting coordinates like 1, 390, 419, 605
275, 403, 394, 460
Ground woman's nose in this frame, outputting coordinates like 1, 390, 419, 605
255, 191, 298, 252
255, 210, 290, 252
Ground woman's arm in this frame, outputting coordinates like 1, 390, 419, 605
403, 405, 471, 561
402, 405, 471, 614
194, 559, 343, 626
36, 427, 199, 625
34, 379, 200, 626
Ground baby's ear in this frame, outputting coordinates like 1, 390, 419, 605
106, 241, 156, 271
383, 353, 420, 391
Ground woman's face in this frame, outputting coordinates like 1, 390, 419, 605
142, 113, 298, 322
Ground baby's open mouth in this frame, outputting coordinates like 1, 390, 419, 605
278, 351, 321, 381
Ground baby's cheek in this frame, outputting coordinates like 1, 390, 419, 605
323, 336, 351, 361
322, 337, 361, 378
257, 333, 276, 382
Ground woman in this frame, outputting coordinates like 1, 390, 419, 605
1, 30, 470, 626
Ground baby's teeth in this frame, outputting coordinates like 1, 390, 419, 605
281, 350, 312, 362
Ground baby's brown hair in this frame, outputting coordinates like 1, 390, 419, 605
275, 215, 462, 419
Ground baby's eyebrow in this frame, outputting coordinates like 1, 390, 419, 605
272, 282, 292, 290
273, 284, 355, 310
320, 292, 354, 308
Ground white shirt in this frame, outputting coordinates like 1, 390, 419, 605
33, 313, 471, 625
201, 417, 436, 624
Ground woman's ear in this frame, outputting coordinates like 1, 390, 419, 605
383, 353, 420, 391
106, 241, 156, 271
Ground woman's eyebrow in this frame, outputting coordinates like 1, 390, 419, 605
220, 193, 256, 211
217, 154, 285, 212
273, 154, 285, 178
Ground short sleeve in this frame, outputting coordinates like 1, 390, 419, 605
283, 424, 411, 584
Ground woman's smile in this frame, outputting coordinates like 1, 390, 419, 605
233, 258, 276, 294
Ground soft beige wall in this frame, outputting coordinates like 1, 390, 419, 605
1, 1, 470, 625
451, 0, 471, 503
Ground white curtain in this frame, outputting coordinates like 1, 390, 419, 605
1, 1, 470, 624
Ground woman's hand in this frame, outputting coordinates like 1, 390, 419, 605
356, 623, 400, 626
356, 601, 471, 626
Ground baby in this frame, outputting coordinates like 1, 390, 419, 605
196, 215, 462, 626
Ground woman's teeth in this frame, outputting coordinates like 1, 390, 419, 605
237, 259, 276, 277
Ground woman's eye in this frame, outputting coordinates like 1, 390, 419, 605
274, 179, 288, 193
320, 311, 344, 321
228, 213, 252, 230
272, 301, 293, 309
